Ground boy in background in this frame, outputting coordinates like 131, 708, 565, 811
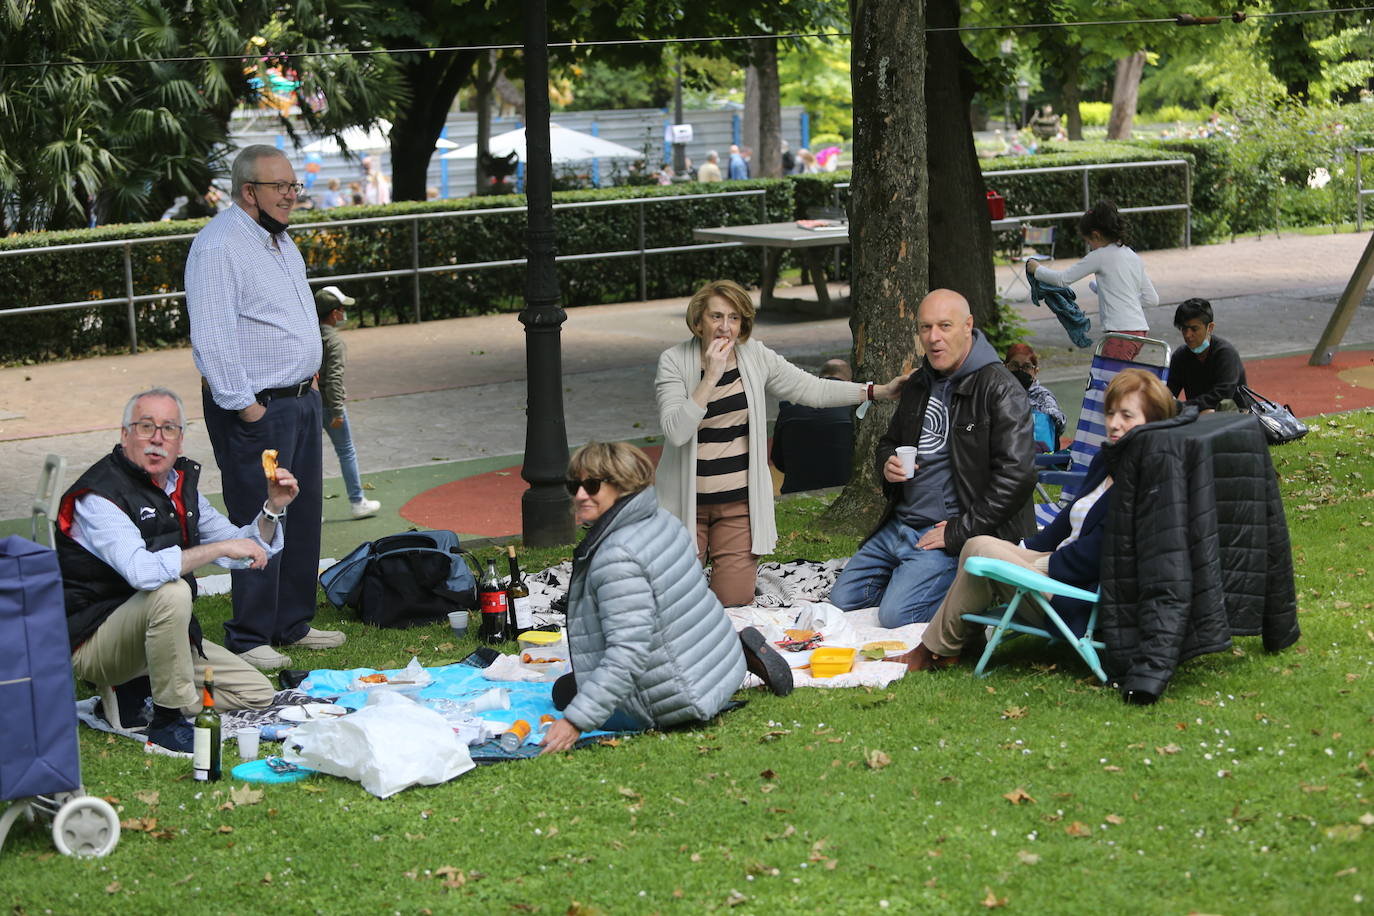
317, 286, 381, 518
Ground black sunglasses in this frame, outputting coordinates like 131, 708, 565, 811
564, 477, 604, 496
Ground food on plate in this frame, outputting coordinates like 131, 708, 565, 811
358, 673, 389, 684
522, 653, 565, 664
261, 448, 279, 482
785, 628, 820, 642
863, 640, 907, 653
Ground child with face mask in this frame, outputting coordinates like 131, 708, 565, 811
1166, 297, 1248, 412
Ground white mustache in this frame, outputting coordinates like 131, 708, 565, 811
143, 445, 169, 458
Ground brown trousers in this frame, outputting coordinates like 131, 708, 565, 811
695, 500, 756, 608
922, 535, 1052, 657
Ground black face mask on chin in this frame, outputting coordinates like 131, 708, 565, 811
255, 207, 289, 237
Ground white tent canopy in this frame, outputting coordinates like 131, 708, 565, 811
442, 124, 641, 162
300, 119, 458, 155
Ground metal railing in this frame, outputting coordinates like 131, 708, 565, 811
1356, 148, 1374, 232
0, 189, 769, 354
831, 159, 1193, 249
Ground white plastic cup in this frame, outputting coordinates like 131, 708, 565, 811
448, 610, 469, 639
235, 726, 260, 761
896, 446, 917, 479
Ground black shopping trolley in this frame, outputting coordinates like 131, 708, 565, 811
0, 535, 120, 858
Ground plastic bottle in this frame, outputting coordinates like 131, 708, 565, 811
498, 718, 531, 752
538, 714, 555, 734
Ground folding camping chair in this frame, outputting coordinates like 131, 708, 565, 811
958, 556, 1107, 682
1034, 333, 1171, 528
30, 454, 66, 548
1000, 224, 1057, 297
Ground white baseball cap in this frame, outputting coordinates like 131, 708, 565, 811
314, 285, 356, 307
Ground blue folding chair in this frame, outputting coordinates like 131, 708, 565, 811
958, 556, 1107, 682
1034, 333, 1171, 527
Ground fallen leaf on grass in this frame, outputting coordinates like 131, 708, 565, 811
1102, 765, 1123, 773
1325, 824, 1364, 841
261, 873, 272, 885
617, 786, 642, 801
725, 891, 748, 907
1106, 814, 1124, 825
981, 888, 1008, 908
298, 784, 326, 794
1302, 783, 1328, 793
759, 768, 777, 780
217, 825, 233, 834
1155, 744, 1181, 755
1003, 787, 1036, 805
134, 790, 160, 806
1016, 850, 1040, 865
567, 900, 605, 915
1360, 813, 1374, 826
1335, 867, 1359, 877
865, 749, 892, 770
120, 817, 157, 832
1001, 706, 1027, 719
105, 882, 122, 894
759, 729, 790, 742
1065, 821, 1092, 837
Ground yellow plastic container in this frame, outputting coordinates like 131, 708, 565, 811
518, 630, 565, 654
810, 647, 856, 678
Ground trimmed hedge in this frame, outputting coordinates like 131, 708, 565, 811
0, 181, 792, 362
982, 143, 1191, 253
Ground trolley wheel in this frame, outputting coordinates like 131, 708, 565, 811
51, 796, 120, 858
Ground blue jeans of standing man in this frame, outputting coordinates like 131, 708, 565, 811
828, 519, 958, 627
324, 408, 364, 503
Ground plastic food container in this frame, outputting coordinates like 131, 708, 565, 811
518, 630, 565, 653
810, 647, 856, 678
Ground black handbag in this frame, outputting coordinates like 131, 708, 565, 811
1237, 384, 1309, 445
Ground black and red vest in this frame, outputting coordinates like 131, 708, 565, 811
55, 446, 203, 651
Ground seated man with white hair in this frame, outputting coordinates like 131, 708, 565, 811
55, 387, 292, 753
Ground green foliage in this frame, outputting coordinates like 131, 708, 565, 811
0, 182, 793, 362
983, 144, 1190, 251
1077, 102, 1112, 127
778, 37, 853, 140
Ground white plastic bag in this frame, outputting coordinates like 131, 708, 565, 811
793, 602, 860, 646
283, 691, 474, 798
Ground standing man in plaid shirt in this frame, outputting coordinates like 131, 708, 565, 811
185, 144, 344, 671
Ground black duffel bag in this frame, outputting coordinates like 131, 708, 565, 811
320, 530, 477, 629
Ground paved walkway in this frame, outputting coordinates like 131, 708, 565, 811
4, 230, 1374, 543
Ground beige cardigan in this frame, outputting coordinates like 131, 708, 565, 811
654, 338, 867, 556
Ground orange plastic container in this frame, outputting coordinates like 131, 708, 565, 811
810, 647, 856, 678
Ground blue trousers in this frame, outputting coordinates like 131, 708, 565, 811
828, 518, 958, 627
324, 408, 364, 503
202, 388, 323, 653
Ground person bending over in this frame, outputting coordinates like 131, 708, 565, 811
56, 388, 293, 752
899, 369, 1180, 670
541, 442, 792, 754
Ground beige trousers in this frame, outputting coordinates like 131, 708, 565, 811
71, 579, 275, 716
923, 535, 1052, 657
695, 500, 756, 608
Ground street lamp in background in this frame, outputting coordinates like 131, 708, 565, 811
1016, 79, 1030, 131
519, 0, 574, 546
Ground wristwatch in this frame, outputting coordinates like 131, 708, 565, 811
261, 501, 286, 521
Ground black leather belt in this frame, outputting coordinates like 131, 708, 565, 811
255, 379, 314, 404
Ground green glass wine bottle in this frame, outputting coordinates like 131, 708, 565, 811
193, 667, 222, 782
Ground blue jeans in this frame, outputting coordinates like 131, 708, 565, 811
829, 518, 959, 627
324, 408, 364, 503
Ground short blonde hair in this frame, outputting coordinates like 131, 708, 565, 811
1104, 368, 1178, 424
568, 441, 656, 496
685, 279, 756, 343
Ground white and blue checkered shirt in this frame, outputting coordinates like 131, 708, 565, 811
186, 204, 322, 411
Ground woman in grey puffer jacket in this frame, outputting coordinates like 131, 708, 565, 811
541, 442, 791, 754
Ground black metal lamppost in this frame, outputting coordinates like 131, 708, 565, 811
519, 0, 575, 546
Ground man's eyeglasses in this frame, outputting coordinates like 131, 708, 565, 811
126, 420, 184, 441
248, 180, 305, 196
565, 477, 605, 496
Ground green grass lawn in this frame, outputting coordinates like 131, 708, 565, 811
4, 413, 1373, 914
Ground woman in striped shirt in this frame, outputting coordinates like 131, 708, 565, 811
655, 280, 906, 607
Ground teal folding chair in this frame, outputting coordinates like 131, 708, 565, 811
959, 556, 1107, 682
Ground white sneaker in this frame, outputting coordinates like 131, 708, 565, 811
350, 498, 381, 519
288, 627, 347, 649
238, 645, 292, 670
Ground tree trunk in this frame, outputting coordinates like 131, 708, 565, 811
390, 50, 480, 201
474, 51, 498, 193
820, 0, 927, 532
1060, 50, 1083, 141
1106, 51, 1147, 140
752, 38, 783, 178
742, 63, 760, 171
925, 0, 996, 329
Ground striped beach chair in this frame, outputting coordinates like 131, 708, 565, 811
1033, 333, 1171, 528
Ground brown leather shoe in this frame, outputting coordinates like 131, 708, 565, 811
897, 642, 959, 672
